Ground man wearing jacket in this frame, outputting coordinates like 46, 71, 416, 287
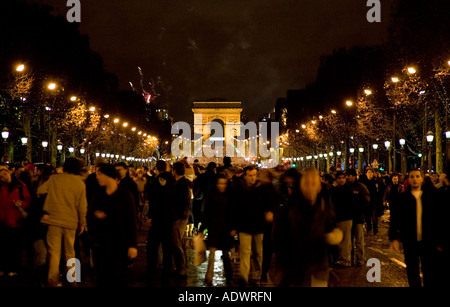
360, 167, 383, 235
389, 169, 442, 287
37, 157, 87, 287
345, 169, 370, 266
171, 162, 192, 278
231, 166, 267, 286
146, 160, 176, 279
0, 165, 32, 276
331, 171, 354, 267
87, 164, 138, 287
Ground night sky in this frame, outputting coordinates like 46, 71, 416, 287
37, 0, 390, 123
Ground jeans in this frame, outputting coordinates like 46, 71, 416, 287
351, 223, 364, 265
46, 225, 76, 287
337, 220, 353, 266
239, 232, 264, 284
172, 219, 188, 275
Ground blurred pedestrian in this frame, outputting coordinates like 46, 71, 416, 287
272, 168, 342, 287
360, 167, 383, 235
0, 165, 32, 277
146, 160, 175, 280
199, 173, 234, 286
88, 164, 138, 287
171, 162, 192, 278
345, 169, 370, 266
230, 166, 267, 286
331, 171, 354, 267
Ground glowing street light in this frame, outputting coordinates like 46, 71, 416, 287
47, 82, 57, 90
21, 137, 28, 145
89, 106, 96, 112
399, 138, 406, 147
123, 122, 128, 128
95, 152, 100, 157
391, 77, 399, 83
16, 64, 25, 72
68, 147, 75, 153
358, 147, 364, 153
57, 144, 63, 151
131, 127, 136, 132
384, 141, 391, 149
364, 89, 372, 96
138, 131, 142, 135
331, 109, 337, 114
301, 124, 306, 129
407, 67, 416, 74
349, 148, 355, 154
426, 131, 434, 143
345, 100, 353, 107
104, 114, 110, 119
42, 141, 48, 148
113, 118, 120, 124
372, 144, 378, 150
311, 120, 316, 124
70, 96, 77, 102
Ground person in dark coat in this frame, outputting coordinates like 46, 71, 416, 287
345, 168, 370, 266
389, 169, 442, 287
192, 162, 216, 230
360, 167, 383, 235
146, 160, 175, 279
331, 171, 354, 267
171, 162, 192, 278
257, 169, 278, 283
384, 173, 403, 212
199, 173, 234, 286
272, 168, 342, 287
115, 162, 139, 211
88, 164, 138, 287
230, 166, 268, 286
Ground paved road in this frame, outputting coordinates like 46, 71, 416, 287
0, 211, 409, 287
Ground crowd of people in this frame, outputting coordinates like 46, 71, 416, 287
0, 155, 449, 287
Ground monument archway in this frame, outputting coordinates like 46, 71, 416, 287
192, 101, 243, 163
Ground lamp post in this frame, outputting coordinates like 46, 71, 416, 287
42, 141, 48, 163
385, 141, 391, 173
349, 148, 355, 169
21, 137, 28, 161
68, 147, 75, 156
399, 138, 407, 174
426, 131, 434, 173
446, 129, 450, 170
358, 147, 364, 172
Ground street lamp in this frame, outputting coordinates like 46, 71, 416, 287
21, 137, 28, 145
364, 89, 372, 96
399, 138, 407, 174
47, 82, 57, 90
349, 148, 355, 154
427, 131, 434, 173
95, 152, 100, 157
80, 148, 85, 154
57, 144, 63, 151
358, 147, 364, 171
391, 77, 399, 83
68, 147, 75, 154
346, 100, 353, 107
16, 64, 25, 72
358, 147, 364, 153
42, 141, 48, 148
407, 67, 416, 74
70, 96, 77, 102
372, 144, 378, 150
2, 127, 9, 140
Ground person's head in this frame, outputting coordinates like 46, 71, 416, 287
335, 171, 346, 186
408, 169, 423, 190
431, 173, 439, 183
23, 159, 29, 166
0, 165, 12, 184
115, 162, 129, 179
36, 164, 45, 176
173, 161, 185, 178
300, 168, 322, 203
223, 156, 231, 166
13, 163, 24, 178
243, 166, 257, 186
366, 167, 374, 180
155, 160, 167, 175
42, 165, 55, 181
136, 168, 144, 179
345, 169, 357, 184
391, 173, 399, 185
94, 157, 108, 172
322, 174, 334, 187
216, 173, 228, 193
283, 168, 300, 195
63, 157, 84, 175
206, 162, 217, 173
96, 164, 118, 187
